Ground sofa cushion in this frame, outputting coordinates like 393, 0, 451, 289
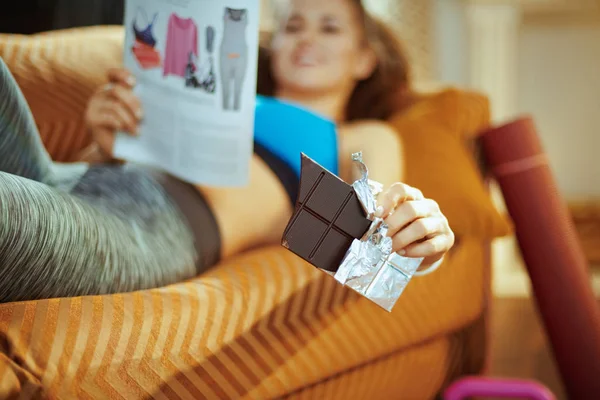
389, 88, 513, 239
0, 236, 487, 399
0, 26, 124, 162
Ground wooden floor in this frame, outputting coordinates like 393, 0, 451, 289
488, 233, 600, 400
488, 297, 566, 399
488, 296, 600, 400
482, 191, 600, 399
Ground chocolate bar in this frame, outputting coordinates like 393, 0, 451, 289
281, 154, 371, 272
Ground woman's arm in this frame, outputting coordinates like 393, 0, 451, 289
339, 120, 404, 188
339, 120, 454, 270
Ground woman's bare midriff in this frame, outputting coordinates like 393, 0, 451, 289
196, 126, 362, 261
195, 154, 294, 259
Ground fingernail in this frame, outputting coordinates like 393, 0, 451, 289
136, 109, 143, 119
126, 76, 136, 87
375, 206, 384, 217
398, 249, 406, 256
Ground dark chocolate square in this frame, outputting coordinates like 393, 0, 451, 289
296, 156, 323, 204
282, 209, 328, 259
305, 172, 351, 221
281, 154, 372, 272
311, 230, 355, 272
335, 198, 371, 238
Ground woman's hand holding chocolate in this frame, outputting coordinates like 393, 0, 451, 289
375, 182, 454, 267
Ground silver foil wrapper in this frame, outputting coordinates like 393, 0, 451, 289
334, 152, 423, 312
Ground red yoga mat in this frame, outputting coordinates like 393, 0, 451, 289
481, 116, 600, 399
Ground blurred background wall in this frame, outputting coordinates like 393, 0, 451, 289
429, 0, 600, 201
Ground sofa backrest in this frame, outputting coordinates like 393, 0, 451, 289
0, 25, 510, 241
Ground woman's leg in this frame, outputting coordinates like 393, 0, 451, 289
0, 56, 87, 188
0, 170, 198, 303
0, 58, 199, 303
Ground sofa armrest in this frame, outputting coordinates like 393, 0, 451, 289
0, 26, 124, 161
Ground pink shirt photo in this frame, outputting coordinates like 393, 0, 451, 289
163, 13, 198, 78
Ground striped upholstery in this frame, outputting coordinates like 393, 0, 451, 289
283, 338, 454, 399
0, 26, 492, 399
0, 237, 487, 399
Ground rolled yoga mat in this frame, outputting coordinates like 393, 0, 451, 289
481, 116, 600, 399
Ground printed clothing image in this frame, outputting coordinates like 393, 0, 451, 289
163, 13, 199, 78
118, 0, 261, 187
132, 41, 162, 69
185, 25, 216, 93
206, 25, 215, 53
133, 8, 158, 47
220, 7, 248, 111
131, 8, 162, 70
185, 52, 200, 87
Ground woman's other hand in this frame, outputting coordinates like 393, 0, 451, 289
84, 68, 143, 160
376, 182, 454, 269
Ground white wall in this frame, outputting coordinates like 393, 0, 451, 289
432, 1, 600, 200
431, 0, 469, 86
517, 23, 600, 199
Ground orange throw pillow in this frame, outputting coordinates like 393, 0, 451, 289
389, 88, 513, 239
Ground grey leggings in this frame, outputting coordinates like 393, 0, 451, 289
0, 58, 218, 303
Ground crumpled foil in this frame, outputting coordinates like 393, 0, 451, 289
334, 152, 423, 312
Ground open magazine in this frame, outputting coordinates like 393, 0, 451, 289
114, 0, 261, 186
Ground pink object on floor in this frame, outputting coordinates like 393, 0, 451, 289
444, 376, 556, 400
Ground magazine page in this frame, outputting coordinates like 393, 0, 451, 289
115, 0, 260, 186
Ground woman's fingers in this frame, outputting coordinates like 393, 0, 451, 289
375, 182, 424, 218
107, 68, 136, 87
90, 108, 120, 132
93, 127, 117, 158
401, 235, 450, 258
374, 182, 455, 263
93, 106, 137, 135
111, 102, 139, 134
104, 84, 143, 121
91, 106, 138, 158
83, 75, 142, 161
90, 84, 141, 135
390, 216, 446, 254
384, 199, 440, 238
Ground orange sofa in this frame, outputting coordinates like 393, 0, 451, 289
0, 27, 511, 399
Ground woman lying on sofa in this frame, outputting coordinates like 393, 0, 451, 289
0, 0, 454, 303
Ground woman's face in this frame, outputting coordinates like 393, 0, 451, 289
270, 0, 375, 95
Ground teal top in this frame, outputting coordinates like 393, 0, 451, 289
253, 94, 339, 178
